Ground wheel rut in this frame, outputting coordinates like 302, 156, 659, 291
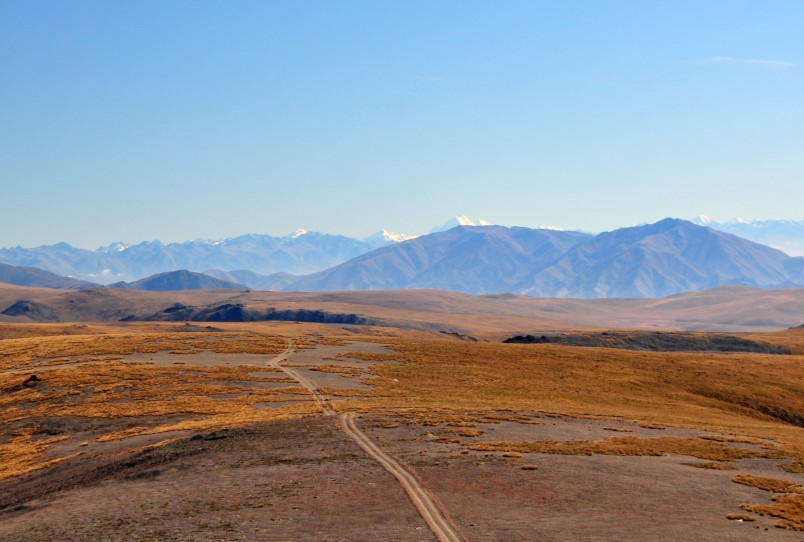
267, 338, 466, 542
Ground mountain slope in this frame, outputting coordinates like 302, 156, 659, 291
108, 270, 247, 292
0, 232, 379, 284
693, 216, 804, 256
521, 218, 794, 298
285, 226, 592, 294
0, 263, 98, 290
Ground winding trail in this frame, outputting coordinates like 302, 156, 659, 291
341, 412, 465, 542
266, 338, 466, 542
266, 339, 334, 416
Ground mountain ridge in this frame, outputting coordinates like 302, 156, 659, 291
1, 217, 802, 299
275, 219, 804, 298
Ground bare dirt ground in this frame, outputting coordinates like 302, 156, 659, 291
1, 333, 802, 541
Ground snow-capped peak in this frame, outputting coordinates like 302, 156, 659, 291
430, 215, 494, 233
363, 229, 417, 248
537, 224, 566, 231
291, 228, 309, 238
380, 229, 416, 242
97, 242, 130, 253
692, 215, 715, 226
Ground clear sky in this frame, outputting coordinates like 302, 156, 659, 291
2, 1, 802, 248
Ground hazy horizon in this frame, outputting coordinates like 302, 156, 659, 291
3, 2, 803, 248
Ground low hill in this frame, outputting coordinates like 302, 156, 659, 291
108, 270, 248, 292
0, 263, 97, 290
1, 282, 801, 335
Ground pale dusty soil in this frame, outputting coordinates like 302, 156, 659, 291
2, 412, 801, 541
359, 413, 804, 541
1, 339, 801, 541
0, 416, 434, 542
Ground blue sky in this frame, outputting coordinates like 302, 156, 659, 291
2, 1, 802, 248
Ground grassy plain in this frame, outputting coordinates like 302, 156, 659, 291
0, 321, 802, 535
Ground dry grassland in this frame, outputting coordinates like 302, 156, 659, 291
1, 323, 803, 534
733, 474, 804, 531
466, 436, 785, 461
0, 330, 313, 481
359, 339, 804, 459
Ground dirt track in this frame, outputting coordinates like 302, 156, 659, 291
267, 338, 465, 542
2, 334, 802, 540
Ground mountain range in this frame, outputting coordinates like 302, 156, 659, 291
271, 219, 802, 298
0, 263, 96, 290
692, 216, 804, 256
0, 217, 802, 299
0, 231, 391, 284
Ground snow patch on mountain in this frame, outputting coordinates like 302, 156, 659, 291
692, 216, 804, 256
538, 224, 566, 231
431, 215, 494, 233
363, 229, 417, 248
291, 228, 309, 238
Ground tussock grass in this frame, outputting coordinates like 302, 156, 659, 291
0, 427, 72, 481
0, 331, 309, 480
0, 332, 286, 371
310, 365, 363, 375
466, 436, 786, 462
453, 429, 484, 437
681, 461, 736, 470
362, 339, 804, 462
782, 461, 804, 474
742, 494, 804, 531
733, 474, 804, 494
726, 514, 756, 521
337, 351, 397, 362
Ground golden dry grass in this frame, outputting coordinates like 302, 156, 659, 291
0, 427, 74, 481
726, 513, 756, 522
466, 436, 786, 462
741, 494, 804, 531
733, 474, 804, 494
0, 330, 310, 480
309, 364, 364, 375
0, 331, 286, 370
453, 429, 484, 437
681, 461, 736, 470
358, 339, 804, 461
2, 325, 803, 512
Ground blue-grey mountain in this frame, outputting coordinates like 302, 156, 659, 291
0, 262, 97, 290
284, 226, 592, 294
693, 217, 804, 256
108, 270, 247, 292
276, 219, 804, 298
520, 218, 796, 298
0, 232, 380, 284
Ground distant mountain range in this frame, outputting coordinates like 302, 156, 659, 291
0, 231, 393, 284
0, 262, 96, 290
692, 217, 804, 256
0, 217, 802, 298
283, 226, 592, 294
271, 219, 802, 298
